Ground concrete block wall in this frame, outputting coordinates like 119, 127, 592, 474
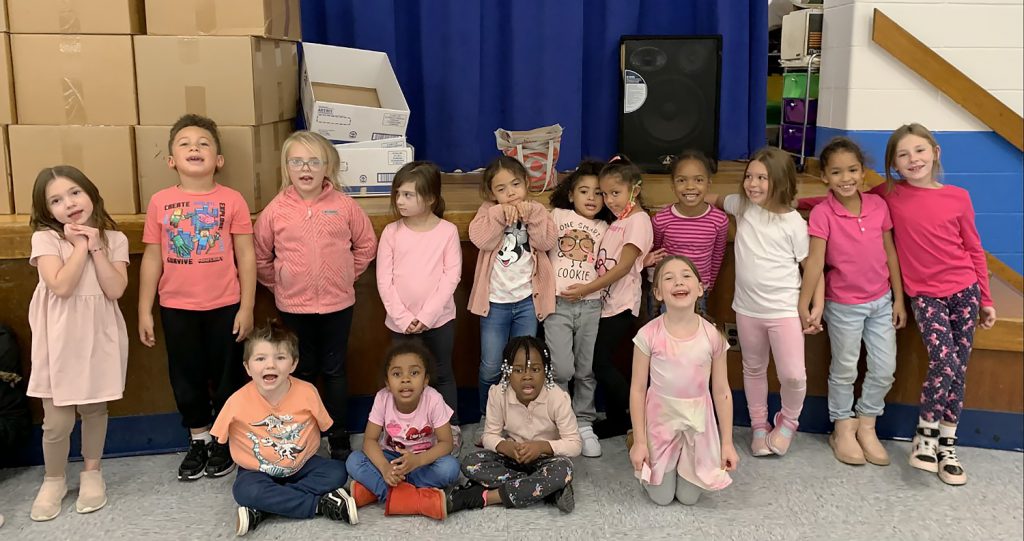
817, 0, 1024, 273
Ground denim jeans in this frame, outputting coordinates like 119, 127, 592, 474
233, 455, 347, 518
543, 297, 601, 426
479, 297, 538, 414
345, 450, 461, 502
823, 291, 897, 421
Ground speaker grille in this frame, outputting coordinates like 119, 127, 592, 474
620, 36, 721, 172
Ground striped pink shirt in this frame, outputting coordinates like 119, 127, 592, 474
651, 204, 729, 292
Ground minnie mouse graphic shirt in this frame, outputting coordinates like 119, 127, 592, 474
488, 220, 534, 303
369, 386, 453, 454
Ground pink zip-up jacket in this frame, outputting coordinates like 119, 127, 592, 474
467, 200, 556, 320
254, 183, 377, 314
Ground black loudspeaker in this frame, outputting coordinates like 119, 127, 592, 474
619, 36, 722, 172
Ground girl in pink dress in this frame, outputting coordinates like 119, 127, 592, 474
628, 256, 738, 506
27, 166, 130, 521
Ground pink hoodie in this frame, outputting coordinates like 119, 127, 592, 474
254, 183, 377, 314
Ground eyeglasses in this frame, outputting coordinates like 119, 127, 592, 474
558, 236, 595, 253
286, 158, 324, 171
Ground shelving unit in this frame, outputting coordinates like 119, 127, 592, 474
777, 52, 819, 170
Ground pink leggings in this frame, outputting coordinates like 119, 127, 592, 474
735, 314, 807, 431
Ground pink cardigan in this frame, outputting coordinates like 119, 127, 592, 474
253, 183, 377, 314
467, 200, 556, 320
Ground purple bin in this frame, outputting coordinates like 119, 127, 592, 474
783, 98, 818, 124
781, 123, 816, 154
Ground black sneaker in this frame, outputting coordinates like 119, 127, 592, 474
178, 439, 208, 481
447, 482, 487, 514
547, 481, 575, 513
317, 488, 358, 525
235, 506, 264, 536
206, 441, 237, 478
328, 434, 352, 463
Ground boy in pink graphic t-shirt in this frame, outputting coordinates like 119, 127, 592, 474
138, 114, 256, 483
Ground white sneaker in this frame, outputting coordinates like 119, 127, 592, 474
579, 426, 602, 458
451, 425, 463, 457
474, 418, 487, 447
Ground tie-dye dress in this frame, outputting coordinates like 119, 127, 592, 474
633, 315, 732, 490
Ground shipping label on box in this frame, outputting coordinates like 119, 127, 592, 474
145, 0, 300, 41
10, 125, 138, 214
8, 0, 144, 34
12, 34, 137, 125
134, 36, 297, 126
302, 43, 410, 143
0, 33, 15, 124
136, 121, 293, 212
0, 126, 12, 214
334, 139, 413, 197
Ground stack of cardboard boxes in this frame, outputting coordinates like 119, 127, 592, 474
0, 1, 14, 213
0, 0, 299, 215
134, 0, 299, 212
5, 0, 142, 215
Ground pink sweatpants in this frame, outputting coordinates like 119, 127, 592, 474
735, 314, 807, 431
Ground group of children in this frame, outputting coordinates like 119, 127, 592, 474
18, 111, 996, 532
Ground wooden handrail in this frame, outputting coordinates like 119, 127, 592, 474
872, 8, 1024, 151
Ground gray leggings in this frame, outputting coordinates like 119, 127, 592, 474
644, 474, 703, 506
642, 443, 704, 505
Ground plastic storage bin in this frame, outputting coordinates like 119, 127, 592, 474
782, 73, 819, 99
783, 98, 817, 124
781, 123, 816, 154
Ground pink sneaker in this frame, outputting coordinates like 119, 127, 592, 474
767, 412, 797, 456
751, 427, 773, 457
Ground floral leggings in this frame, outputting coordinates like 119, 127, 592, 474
461, 450, 573, 508
910, 283, 980, 424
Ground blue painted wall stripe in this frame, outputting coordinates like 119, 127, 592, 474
814, 127, 1023, 273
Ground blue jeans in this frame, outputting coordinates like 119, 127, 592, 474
345, 450, 461, 502
232, 455, 347, 518
479, 297, 538, 414
823, 291, 897, 421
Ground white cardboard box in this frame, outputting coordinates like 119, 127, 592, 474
334, 137, 413, 197
302, 43, 409, 143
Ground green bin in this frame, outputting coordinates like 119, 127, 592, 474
782, 73, 819, 99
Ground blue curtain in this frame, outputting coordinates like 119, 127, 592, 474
301, 0, 766, 171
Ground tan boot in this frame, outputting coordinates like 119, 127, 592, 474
30, 476, 67, 521
829, 418, 865, 465
77, 470, 107, 513
856, 416, 890, 466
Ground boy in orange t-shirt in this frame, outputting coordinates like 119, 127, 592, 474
211, 322, 357, 535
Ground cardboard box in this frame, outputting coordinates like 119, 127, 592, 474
302, 43, 410, 143
0, 33, 15, 124
134, 35, 297, 126
334, 137, 414, 197
0, 126, 11, 214
8, 0, 144, 34
10, 125, 138, 215
135, 121, 292, 212
12, 34, 137, 125
145, 0, 300, 41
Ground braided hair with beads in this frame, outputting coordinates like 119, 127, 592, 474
498, 336, 555, 392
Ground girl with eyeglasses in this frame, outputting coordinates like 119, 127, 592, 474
253, 130, 378, 462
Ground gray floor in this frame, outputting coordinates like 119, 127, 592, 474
1, 426, 1022, 540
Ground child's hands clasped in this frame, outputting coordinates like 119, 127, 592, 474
64, 223, 101, 251
496, 439, 547, 464
390, 448, 421, 477
798, 302, 823, 335
501, 203, 521, 226
405, 320, 427, 334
